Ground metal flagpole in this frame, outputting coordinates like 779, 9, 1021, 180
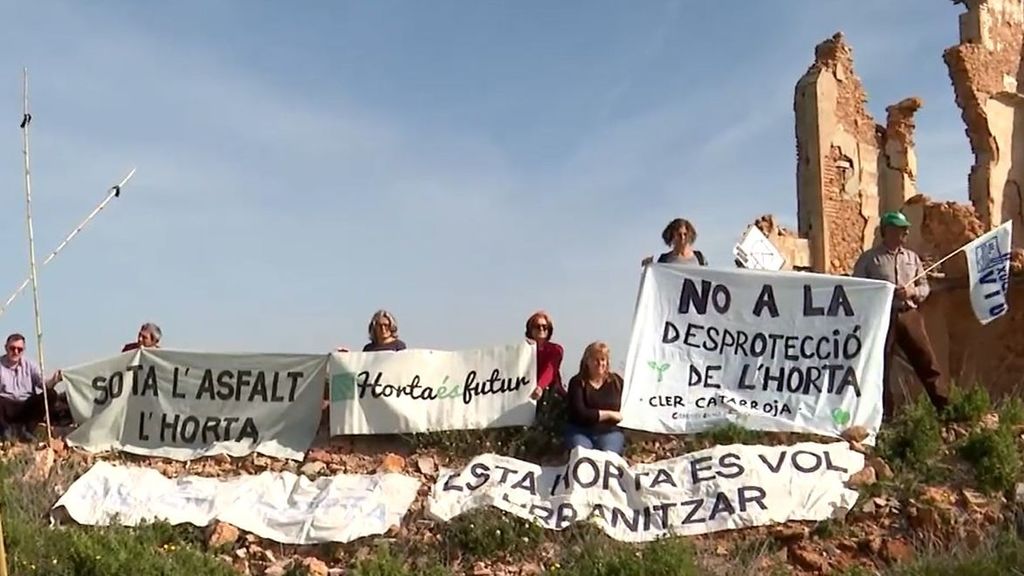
0, 167, 136, 318
0, 504, 7, 576
20, 68, 52, 442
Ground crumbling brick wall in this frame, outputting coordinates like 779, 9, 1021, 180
944, 0, 1024, 238
881, 98, 924, 213
795, 33, 924, 275
772, 18, 1024, 408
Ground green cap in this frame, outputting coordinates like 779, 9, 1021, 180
880, 211, 911, 228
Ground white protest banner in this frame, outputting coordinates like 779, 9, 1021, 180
428, 442, 863, 542
63, 349, 328, 460
620, 265, 893, 443
329, 343, 536, 435
965, 220, 1013, 325
53, 461, 420, 545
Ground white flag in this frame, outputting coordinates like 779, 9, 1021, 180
965, 220, 1013, 325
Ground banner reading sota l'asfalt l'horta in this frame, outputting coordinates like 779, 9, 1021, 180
329, 343, 536, 435
620, 265, 894, 443
63, 349, 328, 460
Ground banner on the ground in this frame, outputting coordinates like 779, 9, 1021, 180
329, 343, 537, 435
620, 265, 893, 442
428, 443, 862, 541
63, 349, 328, 460
52, 461, 420, 545
965, 220, 1013, 325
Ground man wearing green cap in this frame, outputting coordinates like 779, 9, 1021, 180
853, 211, 948, 419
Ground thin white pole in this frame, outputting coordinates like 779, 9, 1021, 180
902, 247, 964, 287
0, 504, 7, 576
0, 168, 136, 318
20, 68, 52, 442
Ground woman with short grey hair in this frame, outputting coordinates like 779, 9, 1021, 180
363, 309, 406, 352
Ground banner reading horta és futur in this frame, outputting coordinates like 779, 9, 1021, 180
328, 343, 537, 435
620, 265, 893, 443
63, 349, 328, 460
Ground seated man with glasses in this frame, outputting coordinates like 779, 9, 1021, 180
0, 332, 67, 441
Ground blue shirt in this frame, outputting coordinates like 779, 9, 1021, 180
0, 357, 43, 401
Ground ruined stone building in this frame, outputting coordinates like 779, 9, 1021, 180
758, 0, 1024, 402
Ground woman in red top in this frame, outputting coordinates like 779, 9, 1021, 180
525, 311, 564, 400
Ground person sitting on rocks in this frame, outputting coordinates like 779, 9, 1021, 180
122, 322, 162, 352
525, 310, 564, 400
0, 333, 67, 440
362, 309, 407, 352
525, 311, 566, 439
564, 341, 625, 455
642, 217, 707, 267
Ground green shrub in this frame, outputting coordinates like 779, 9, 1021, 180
729, 536, 783, 571
0, 454, 233, 576
942, 385, 991, 424
406, 422, 559, 460
351, 544, 450, 576
959, 426, 1021, 494
6, 520, 235, 576
829, 567, 873, 576
551, 537, 700, 576
886, 531, 1024, 575
877, 398, 943, 476
704, 423, 761, 446
441, 509, 545, 561
999, 397, 1024, 428
812, 518, 847, 539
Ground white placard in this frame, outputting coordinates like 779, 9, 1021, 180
428, 443, 863, 542
329, 343, 537, 435
53, 461, 420, 545
734, 226, 786, 271
620, 265, 893, 443
63, 349, 328, 460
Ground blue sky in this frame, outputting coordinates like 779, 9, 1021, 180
0, 1, 971, 372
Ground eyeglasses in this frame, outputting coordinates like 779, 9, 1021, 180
7, 346, 23, 352
532, 324, 550, 332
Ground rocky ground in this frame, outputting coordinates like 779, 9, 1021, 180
4, 388, 1024, 575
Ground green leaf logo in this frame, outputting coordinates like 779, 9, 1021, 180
648, 360, 670, 383
831, 407, 851, 426
330, 372, 357, 401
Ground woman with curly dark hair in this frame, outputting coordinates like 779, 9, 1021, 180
642, 217, 707, 267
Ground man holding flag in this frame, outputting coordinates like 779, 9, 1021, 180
853, 211, 948, 419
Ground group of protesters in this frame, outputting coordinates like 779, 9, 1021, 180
0, 212, 950, 453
